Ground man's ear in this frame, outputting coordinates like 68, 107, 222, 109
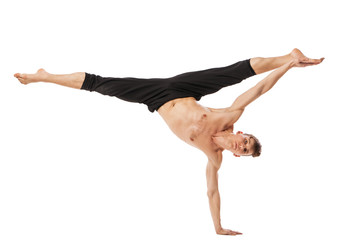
234, 153, 240, 157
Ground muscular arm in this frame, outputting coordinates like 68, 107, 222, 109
206, 160, 221, 231
207, 60, 295, 119
228, 60, 295, 115
206, 157, 242, 235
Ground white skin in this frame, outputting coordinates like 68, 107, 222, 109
14, 49, 324, 235
212, 131, 256, 157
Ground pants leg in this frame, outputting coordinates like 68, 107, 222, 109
167, 59, 256, 98
80, 59, 256, 112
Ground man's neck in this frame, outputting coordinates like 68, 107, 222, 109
212, 134, 233, 151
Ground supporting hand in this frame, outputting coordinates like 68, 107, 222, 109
216, 227, 242, 236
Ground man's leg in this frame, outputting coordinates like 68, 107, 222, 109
14, 49, 321, 88
14, 69, 170, 112
250, 48, 322, 74
14, 69, 85, 89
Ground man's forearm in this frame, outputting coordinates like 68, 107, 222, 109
258, 60, 294, 96
208, 191, 222, 232
227, 60, 295, 113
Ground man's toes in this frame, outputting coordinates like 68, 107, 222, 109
14, 73, 27, 79
16, 77, 26, 85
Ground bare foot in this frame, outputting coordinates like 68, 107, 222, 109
14, 68, 49, 85
290, 48, 324, 67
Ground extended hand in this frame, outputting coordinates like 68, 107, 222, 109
216, 227, 242, 236
290, 48, 324, 67
292, 58, 325, 67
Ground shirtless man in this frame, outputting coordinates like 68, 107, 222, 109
14, 49, 324, 235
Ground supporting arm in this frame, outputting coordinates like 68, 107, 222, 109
206, 160, 242, 235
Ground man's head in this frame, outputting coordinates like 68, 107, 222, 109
229, 131, 262, 157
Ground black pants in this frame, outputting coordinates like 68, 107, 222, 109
80, 59, 256, 112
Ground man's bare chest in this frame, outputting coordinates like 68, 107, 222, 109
158, 98, 234, 152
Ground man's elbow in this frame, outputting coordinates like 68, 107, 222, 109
207, 189, 218, 198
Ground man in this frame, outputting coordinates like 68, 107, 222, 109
14, 49, 324, 235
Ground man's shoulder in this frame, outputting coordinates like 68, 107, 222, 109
205, 149, 223, 166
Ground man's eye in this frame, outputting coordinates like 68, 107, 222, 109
244, 139, 247, 144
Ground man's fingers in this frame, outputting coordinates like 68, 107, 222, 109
300, 58, 323, 64
218, 227, 242, 235
228, 230, 242, 235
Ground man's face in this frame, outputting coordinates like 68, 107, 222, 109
229, 133, 255, 157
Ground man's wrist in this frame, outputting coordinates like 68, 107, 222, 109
215, 224, 222, 232
288, 59, 298, 68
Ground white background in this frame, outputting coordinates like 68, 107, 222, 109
1, 0, 347, 239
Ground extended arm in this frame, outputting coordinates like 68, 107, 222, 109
228, 60, 295, 114
225, 55, 323, 119
207, 60, 296, 115
206, 159, 242, 235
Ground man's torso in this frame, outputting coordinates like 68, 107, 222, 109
158, 97, 235, 160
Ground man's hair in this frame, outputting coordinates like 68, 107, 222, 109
244, 133, 262, 157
